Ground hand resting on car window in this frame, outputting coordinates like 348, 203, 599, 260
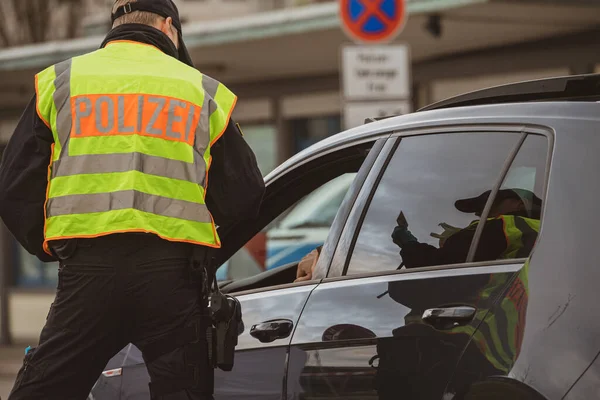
295, 246, 322, 282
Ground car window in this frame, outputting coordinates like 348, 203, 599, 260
345, 131, 547, 276
500, 134, 547, 206
217, 173, 357, 281
478, 133, 547, 255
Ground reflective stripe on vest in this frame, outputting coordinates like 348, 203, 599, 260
35, 41, 237, 253
453, 216, 539, 373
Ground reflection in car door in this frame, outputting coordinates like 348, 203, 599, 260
287, 264, 523, 400
214, 285, 317, 400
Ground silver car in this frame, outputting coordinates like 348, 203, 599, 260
91, 73, 600, 400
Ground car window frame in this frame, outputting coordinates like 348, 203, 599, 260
314, 137, 387, 280
327, 124, 554, 280
325, 137, 399, 278
215, 136, 391, 295
468, 129, 553, 262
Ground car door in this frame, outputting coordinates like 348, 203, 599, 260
211, 138, 388, 400
288, 128, 549, 400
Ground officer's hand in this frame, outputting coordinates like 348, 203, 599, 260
295, 248, 320, 282
391, 226, 418, 248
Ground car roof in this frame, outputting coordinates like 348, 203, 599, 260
265, 74, 600, 183
420, 73, 600, 111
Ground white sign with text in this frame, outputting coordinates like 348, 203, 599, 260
342, 45, 411, 100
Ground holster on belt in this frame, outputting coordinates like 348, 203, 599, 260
191, 246, 242, 372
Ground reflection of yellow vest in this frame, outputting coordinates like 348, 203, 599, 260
35, 41, 237, 255
454, 215, 539, 373
465, 215, 540, 259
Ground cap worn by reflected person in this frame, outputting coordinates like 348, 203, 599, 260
111, 0, 194, 66
455, 188, 543, 219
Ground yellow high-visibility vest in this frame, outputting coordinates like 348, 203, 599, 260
35, 40, 237, 254
453, 215, 540, 373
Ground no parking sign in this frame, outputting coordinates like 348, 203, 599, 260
339, 0, 412, 129
339, 0, 408, 44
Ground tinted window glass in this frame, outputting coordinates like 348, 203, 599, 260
500, 134, 547, 210
474, 134, 547, 258
346, 132, 523, 276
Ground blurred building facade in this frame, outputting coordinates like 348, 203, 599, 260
1, 0, 600, 340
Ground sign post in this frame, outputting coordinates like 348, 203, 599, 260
339, 0, 411, 129
0, 221, 12, 345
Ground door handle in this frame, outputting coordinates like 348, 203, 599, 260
250, 319, 294, 343
422, 306, 476, 329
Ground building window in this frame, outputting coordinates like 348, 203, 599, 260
14, 244, 59, 288
290, 115, 341, 154
242, 124, 277, 176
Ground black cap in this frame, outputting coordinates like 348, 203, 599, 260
111, 0, 193, 66
455, 188, 542, 217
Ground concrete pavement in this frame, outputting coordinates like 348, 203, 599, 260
0, 290, 53, 398
0, 375, 16, 400
0, 343, 28, 400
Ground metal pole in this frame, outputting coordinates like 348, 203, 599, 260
273, 0, 286, 10
273, 96, 292, 165
0, 220, 13, 345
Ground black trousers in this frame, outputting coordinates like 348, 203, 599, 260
8, 233, 214, 400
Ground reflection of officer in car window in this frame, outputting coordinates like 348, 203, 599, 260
377, 269, 533, 400
302, 190, 540, 399
392, 188, 542, 268
376, 189, 540, 399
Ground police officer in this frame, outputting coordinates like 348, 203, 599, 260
392, 188, 542, 268
0, 1, 265, 398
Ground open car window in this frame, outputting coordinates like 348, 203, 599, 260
214, 140, 380, 286
218, 173, 357, 281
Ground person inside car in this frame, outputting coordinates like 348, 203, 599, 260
295, 246, 322, 282
392, 188, 542, 269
